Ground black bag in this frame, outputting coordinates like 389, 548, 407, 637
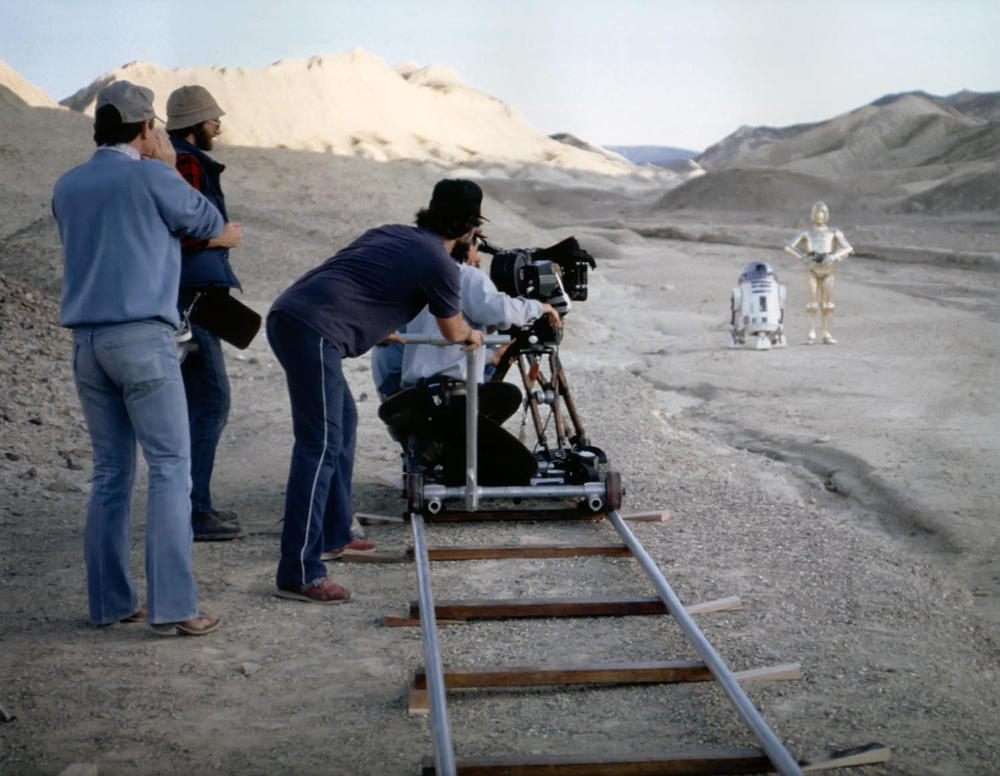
187, 290, 262, 349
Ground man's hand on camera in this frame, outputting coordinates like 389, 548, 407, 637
541, 303, 562, 327
492, 341, 512, 365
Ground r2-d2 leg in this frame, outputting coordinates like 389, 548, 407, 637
728, 288, 745, 348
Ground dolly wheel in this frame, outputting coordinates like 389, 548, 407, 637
605, 470, 624, 512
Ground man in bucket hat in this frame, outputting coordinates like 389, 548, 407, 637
52, 80, 240, 635
166, 85, 245, 541
266, 179, 486, 603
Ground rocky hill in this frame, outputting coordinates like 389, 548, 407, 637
879, 88, 1000, 122
668, 90, 1000, 214
696, 122, 819, 170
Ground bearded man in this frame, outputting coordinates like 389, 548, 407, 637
166, 85, 245, 540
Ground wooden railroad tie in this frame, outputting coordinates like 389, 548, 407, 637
408, 660, 802, 714
414, 543, 632, 560
355, 511, 405, 525
383, 595, 741, 627
341, 543, 633, 564
418, 509, 670, 523
418, 742, 891, 775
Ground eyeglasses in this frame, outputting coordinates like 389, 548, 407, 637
206, 118, 222, 128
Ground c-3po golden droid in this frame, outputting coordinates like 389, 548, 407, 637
784, 202, 854, 344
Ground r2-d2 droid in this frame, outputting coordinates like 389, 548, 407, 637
728, 262, 787, 350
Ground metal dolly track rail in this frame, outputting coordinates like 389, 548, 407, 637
396, 337, 887, 775
410, 509, 809, 776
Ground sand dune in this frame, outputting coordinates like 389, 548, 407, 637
0, 58, 61, 109
55, 50, 660, 177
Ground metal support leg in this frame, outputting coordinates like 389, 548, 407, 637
465, 348, 478, 512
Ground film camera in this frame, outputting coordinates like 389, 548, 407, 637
385, 234, 621, 516
480, 236, 596, 346
482, 235, 618, 506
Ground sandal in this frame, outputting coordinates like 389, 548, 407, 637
150, 613, 220, 637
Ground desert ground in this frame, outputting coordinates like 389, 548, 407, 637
2, 126, 999, 776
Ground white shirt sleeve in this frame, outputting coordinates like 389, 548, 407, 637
400, 265, 543, 387
461, 265, 543, 330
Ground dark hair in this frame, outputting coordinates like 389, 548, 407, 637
415, 208, 482, 240
93, 104, 147, 147
167, 125, 199, 140
449, 240, 469, 263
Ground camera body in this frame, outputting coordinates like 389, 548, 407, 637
485, 236, 596, 345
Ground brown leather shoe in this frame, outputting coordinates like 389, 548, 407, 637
275, 577, 350, 604
322, 538, 376, 560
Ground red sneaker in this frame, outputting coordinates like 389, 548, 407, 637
275, 577, 350, 604
322, 537, 376, 560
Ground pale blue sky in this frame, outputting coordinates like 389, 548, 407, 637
2, 0, 997, 151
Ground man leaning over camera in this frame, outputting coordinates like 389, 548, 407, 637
265, 179, 485, 605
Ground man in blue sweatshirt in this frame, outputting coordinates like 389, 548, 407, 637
52, 80, 238, 636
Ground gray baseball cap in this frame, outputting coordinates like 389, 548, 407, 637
96, 80, 161, 123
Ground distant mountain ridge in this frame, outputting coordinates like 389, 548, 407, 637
874, 89, 1000, 121
603, 145, 698, 167
698, 89, 1000, 170
667, 89, 1000, 214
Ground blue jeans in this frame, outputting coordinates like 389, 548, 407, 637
180, 320, 230, 514
370, 340, 404, 400
267, 311, 356, 590
72, 322, 198, 625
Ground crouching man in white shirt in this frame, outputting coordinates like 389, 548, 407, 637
379, 232, 560, 485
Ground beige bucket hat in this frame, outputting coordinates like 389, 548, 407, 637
165, 85, 225, 131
